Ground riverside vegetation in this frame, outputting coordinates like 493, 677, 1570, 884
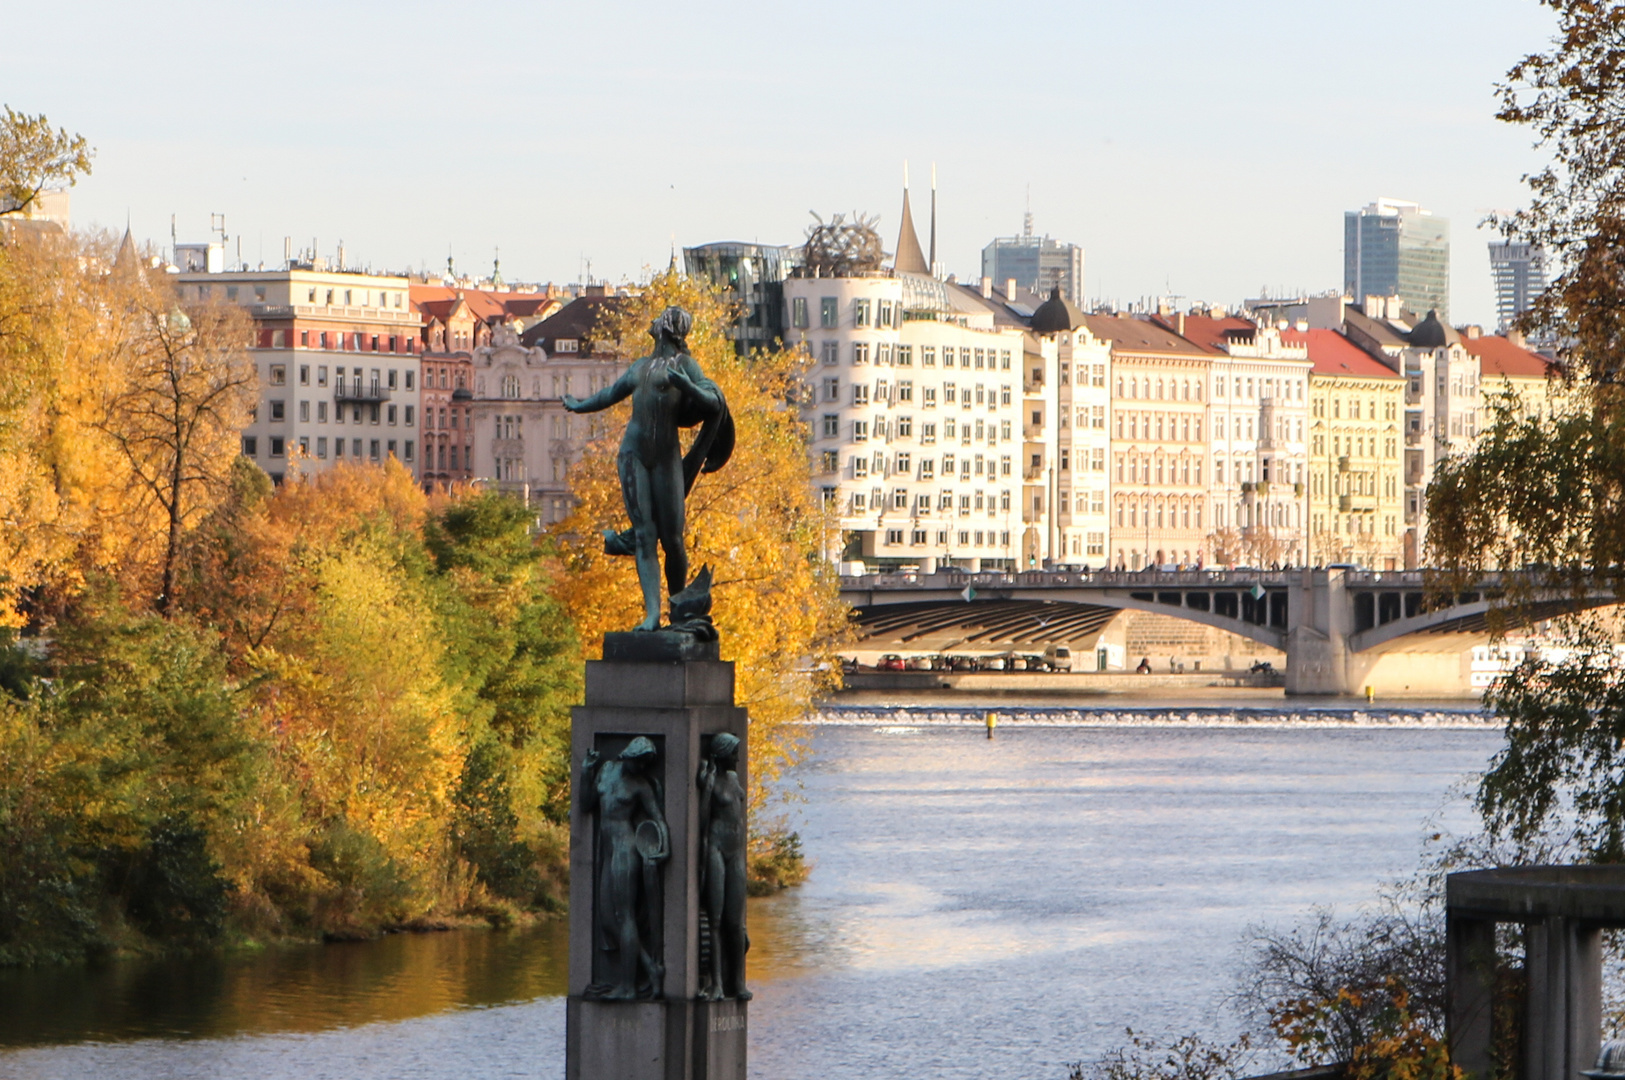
0, 114, 845, 965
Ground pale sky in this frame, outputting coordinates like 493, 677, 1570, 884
2, 0, 1558, 328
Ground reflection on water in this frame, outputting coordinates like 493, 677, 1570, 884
0, 921, 568, 1047
0, 718, 1499, 1080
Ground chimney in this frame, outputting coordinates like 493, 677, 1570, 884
1507, 328, 1526, 347
1005, 278, 1017, 300
1295, 319, 1309, 332
980, 276, 992, 299
1465, 324, 1482, 339
1175, 312, 1186, 336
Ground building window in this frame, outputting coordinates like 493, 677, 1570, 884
404, 405, 415, 425
852, 342, 870, 365
897, 346, 912, 366
405, 440, 414, 462
822, 414, 839, 438
242, 436, 258, 456
299, 364, 310, 385
298, 400, 309, 422
502, 374, 520, 398
885, 529, 904, 546
369, 439, 380, 461
897, 415, 913, 437
269, 436, 285, 458
821, 340, 839, 365
270, 400, 285, 422
853, 299, 871, 327
922, 347, 936, 367
820, 297, 838, 328
317, 401, 328, 422
269, 364, 286, 386
792, 297, 809, 328
387, 405, 398, 425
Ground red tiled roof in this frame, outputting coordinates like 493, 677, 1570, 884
1460, 335, 1553, 379
410, 285, 556, 324
1149, 313, 1254, 353
1281, 329, 1402, 380
1080, 314, 1211, 357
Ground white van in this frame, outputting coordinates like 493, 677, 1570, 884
1043, 645, 1072, 672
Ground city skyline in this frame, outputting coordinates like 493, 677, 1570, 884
1, 0, 1557, 328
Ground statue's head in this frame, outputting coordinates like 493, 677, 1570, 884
649, 306, 692, 349
619, 736, 659, 770
709, 732, 740, 768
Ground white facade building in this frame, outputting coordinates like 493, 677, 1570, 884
785, 271, 1026, 572
466, 324, 627, 522
1200, 321, 1312, 566
175, 266, 422, 482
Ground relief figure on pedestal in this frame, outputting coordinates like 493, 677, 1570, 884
563, 305, 732, 635
697, 733, 750, 1001
581, 736, 668, 1000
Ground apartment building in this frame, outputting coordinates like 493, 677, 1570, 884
1029, 289, 1112, 564
466, 301, 629, 524
1162, 313, 1311, 567
1284, 329, 1405, 568
1084, 314, 1211, 570
175, 265, 422, 482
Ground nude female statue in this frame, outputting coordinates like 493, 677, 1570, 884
563, 306, 732, 632
696, 733, 750, 1001
580, 737, 668, 1000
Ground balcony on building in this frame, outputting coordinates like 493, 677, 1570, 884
334, 379, 391, 403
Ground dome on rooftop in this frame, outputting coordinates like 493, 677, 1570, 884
1408, 310, 1454, 348
1030, 287, 1078, 335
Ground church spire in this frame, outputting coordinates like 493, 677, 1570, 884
928, 162, 938, 277
892, 162, 929, 275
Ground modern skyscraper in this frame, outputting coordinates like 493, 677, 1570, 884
1343, 199, 1450, 322
981, 213, 1085, 307
1488, 241, 1547, 333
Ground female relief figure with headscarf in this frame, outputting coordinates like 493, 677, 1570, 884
564, 306, 732, 633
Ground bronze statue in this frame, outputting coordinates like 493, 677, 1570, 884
564, 306, 732, 633
696, 733, 750, 1001
580, 737, 669, 1000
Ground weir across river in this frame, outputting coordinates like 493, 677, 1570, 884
840, 567, 1618, 695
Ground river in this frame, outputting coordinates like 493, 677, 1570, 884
0, 705, 1499, 1080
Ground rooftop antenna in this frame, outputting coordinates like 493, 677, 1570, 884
1023, 186, 1033, 239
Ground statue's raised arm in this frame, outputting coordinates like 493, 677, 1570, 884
584, 306, 732, 635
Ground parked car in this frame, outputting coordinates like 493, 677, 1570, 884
841, 656, 860, 674
1020, 653, 1050, 672
905, 655, 936, 671
878, 654, 907, 671
1002, 653, 1027, 671
1043, 645, 1073, 672
946, 654, 978, 672
981, 655, 1007, 671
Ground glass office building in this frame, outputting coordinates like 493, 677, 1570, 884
1488, 241, 1546, 333
682, 242, 796, 354
1344, 199, 1450, 322
981, 225, 1085, 307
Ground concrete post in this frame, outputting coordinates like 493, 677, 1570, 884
1525, 917, 1603, 1080
1447, 914, 1496, 1080
1285, 568, 1352, 694
566, 642, 749, 1080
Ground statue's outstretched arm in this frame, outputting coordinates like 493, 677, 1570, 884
564, 364, 637, 414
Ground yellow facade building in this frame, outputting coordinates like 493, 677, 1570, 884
1287, 329, 1406, 569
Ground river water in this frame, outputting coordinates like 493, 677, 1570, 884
0, 704, 1499, 1080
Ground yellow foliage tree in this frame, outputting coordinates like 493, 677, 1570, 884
551, 269, 850, 819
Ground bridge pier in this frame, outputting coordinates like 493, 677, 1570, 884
1285, 568, 1352, 695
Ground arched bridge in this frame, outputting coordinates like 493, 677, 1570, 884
839, 568, 1618, 695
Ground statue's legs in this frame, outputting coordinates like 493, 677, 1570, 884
649, 452, 687, 602
603, 841, 643, 999
723, 851, 751, 1000
699, 846, 726, 1000
617, 454, 662, 631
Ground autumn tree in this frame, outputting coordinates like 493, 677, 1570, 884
0, 105, 92, 218
1425, 0, 1625, 858
97, 285, 256, 614
551, 268, 849, 824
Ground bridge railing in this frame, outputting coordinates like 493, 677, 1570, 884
839, 568, 1309, 590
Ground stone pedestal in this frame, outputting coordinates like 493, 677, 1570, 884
566, 632, 748, 1080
